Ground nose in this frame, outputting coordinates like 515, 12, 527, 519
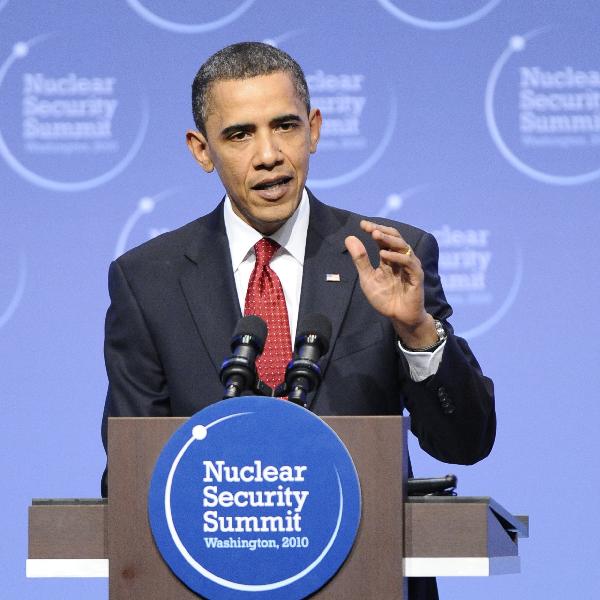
252, 131, 281, 169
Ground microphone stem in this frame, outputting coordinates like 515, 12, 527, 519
288, 376, 310, 408
224, 384, 239, 399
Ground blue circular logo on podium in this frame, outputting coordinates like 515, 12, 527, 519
148, 397, 361, 599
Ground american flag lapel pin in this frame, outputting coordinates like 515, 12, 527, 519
326, 273, 341, 282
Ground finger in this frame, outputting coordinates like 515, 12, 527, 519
345, 235, 374, 275
360, 220, 402, 238
359, 220, 412, 253
379, 249, 423, 278
371, 229, 412, 255
380, 253, 421, 287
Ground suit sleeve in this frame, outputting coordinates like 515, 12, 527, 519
100, 259, 170, 496
401, 231, 496, 465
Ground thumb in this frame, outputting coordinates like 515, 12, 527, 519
345, 235, 373, 275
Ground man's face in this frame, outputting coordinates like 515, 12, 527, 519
186, 71, 322, 235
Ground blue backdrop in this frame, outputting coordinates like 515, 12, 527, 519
2, 1, 599, 598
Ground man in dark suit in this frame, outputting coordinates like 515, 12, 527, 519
101, 42, 495, 599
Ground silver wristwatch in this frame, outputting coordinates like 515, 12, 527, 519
403, 319, 447, 352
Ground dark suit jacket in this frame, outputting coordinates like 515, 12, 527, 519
101, 192, 495, 599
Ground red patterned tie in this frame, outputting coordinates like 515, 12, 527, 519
244, 238, 292, 390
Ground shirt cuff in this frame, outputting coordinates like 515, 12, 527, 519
398, 339, 446, 382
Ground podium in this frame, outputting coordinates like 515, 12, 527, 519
27, 416, 528, 599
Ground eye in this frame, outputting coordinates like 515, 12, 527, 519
277, 121, 298, 132
229, 130, 250, 141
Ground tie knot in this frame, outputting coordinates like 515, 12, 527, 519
254, 237, 280, 268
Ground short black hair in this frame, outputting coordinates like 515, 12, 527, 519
191, 42, 311, 135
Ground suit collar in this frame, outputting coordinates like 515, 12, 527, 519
182, 200, 227, 265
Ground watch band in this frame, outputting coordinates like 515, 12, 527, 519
402, 319, 447, 353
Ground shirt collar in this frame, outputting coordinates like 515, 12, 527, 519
223, 188, 310, 271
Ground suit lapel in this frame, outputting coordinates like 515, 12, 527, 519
299, 194, 358, 391
179, 202, 242, 377
178, 194, 359, 395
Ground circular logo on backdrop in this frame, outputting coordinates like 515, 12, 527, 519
0, 248, 26, 331
267, 33, 397, 189
376, 0, 502, 30
0, 35, 148, 192
126, 0, 256, 34
377, 186, 522, 339
114, 188, 186, 258
486, 28, 600, 185
114, 184, 225, 258
148, 397, 361, 599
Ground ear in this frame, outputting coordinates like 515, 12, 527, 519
186, 129, 214, 173
308, 108, 322, 154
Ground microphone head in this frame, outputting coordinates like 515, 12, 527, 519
296, 313, 332, 355
232, 315, 268, 353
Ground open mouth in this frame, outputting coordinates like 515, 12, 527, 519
252, 176, 292, 191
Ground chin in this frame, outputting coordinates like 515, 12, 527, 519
251, 211, 290, 234
265, 202, 296, 219
256, 218, 287, 234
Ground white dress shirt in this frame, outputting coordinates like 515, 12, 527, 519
223, 190, 444, 382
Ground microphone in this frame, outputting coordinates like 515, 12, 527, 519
220, 315, 268, 399
276, 313, 332, 408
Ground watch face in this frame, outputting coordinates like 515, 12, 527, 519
434, 320, 447, 341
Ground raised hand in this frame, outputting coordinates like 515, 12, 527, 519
345, 220, 438, 349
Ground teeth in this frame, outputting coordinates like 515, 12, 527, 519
268, 180, 286, 188
255, 177, 290, 190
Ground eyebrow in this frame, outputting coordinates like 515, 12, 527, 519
220, 114, 302, 139
271, 113, 302, 126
